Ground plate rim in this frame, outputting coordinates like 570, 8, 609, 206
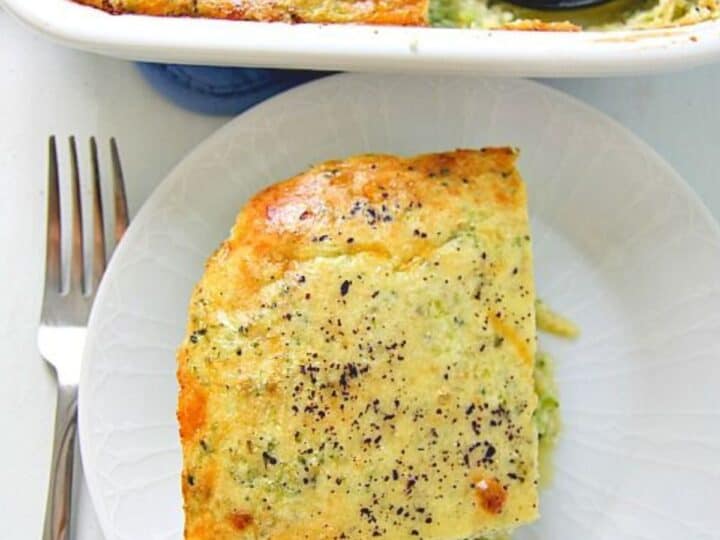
77, 73, 720, 540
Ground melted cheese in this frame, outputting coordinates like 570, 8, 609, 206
177, 149, 539, 539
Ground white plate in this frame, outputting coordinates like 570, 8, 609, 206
2, 0, 720, 76
79, 74, 720, 540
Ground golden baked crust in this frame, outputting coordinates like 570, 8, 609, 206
500, 19, 581, 31
72, 0, 107, 9
73, 0, 428, 24
197, 0, 427, 24
73, 0, 195, 15
177, 149, 539, 540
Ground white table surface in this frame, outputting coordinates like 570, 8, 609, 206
2, 8, 719, 540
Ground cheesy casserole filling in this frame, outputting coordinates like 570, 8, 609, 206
178, 149, 543, 539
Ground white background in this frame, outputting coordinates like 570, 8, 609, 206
1, 8, 719, 539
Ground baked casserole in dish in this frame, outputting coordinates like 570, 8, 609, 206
73, 0, 719, 30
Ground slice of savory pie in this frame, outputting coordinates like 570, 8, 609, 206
177, 149, 539, 540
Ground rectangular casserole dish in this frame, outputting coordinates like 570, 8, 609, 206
3, 0, 717, 81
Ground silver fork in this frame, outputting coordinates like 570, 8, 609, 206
39, 136, 129, 540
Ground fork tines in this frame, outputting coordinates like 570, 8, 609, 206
46, 136, 129, 297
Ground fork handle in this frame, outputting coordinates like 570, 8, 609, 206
43, 384, 78, 540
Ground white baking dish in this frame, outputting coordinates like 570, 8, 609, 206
2, 0, 719, 76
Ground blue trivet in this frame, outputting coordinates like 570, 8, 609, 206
137, 63, 331, 116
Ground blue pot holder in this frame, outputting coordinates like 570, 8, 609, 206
137, 63, 331, 116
